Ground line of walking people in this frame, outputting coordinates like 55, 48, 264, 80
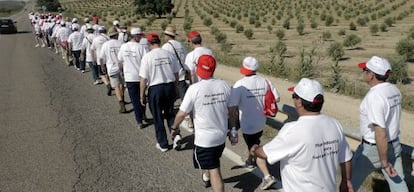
28, 12, 410, 192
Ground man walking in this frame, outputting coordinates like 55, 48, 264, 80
81, 24, 99, 84
67, 24, 84, 72
162, 25, 188, 100
184, 31, 213, 84
99, 29, 127, 113
351, 56, 408, 192
228, 56, 280, 190
171, 55, 231, 192
91, 26, 112, 96
139, 33, 180, 152
251, 78, 354, 192
118, 27, 148, 128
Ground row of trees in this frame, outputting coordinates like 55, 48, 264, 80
134, 0, 174, 18
36, 0, 61, 12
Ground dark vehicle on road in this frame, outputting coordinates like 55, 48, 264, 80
0, 19, 17, 34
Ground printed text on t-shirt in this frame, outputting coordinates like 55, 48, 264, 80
203, 92, 226, 105
313, 139, 339, 159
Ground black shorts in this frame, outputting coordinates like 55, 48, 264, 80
243, 131, 263, 150
193, 143, 225, 170
177, 80, 189, 100
36, 33, 43, 38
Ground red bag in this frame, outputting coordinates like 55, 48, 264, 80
263, 80, 278, 117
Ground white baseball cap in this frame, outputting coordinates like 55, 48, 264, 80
86, 24, 93, 31
113, 20, 120, 25
72, 18, 78, 23
240, 56, 259, 75
288, 78, 324, 102
358, 56, 391, 76
72, 24, 79, 30
130, 27, 143, 35
98, 25, 106, 31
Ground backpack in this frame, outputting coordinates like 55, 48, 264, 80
263, 80, 278, 117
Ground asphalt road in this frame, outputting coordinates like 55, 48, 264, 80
0, 6, 271, 192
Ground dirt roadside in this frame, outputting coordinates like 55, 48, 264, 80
214, 64, 414, 147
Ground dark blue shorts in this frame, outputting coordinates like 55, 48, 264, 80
193, 143, 225, 170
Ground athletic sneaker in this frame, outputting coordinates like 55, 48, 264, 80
155, 143, 168, 152
93, 80, 100, 85
35, 44, 39, 47
137, 123, 144, 129
202, 173, 211, 188
173, 134, 182, 150
260, 175, 276, 190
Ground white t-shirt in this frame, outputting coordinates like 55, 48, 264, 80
263, 114, 353, 192
99, 39, 123, 76
139, 38, 149, 51
34, 23, 41, 34
90, 33, 109, 65
81, 33, 96, 62
162, 39, 188, 81
56, 26, 69, 41
184, 46, 213, 83
67, 31, 83, 51
117, 41, 147, 82
51, 25, 60, 38
359, 82, 401, 143
179, 78, 232, 147
80, 24, 87, 36
228, 75, 280, 134
139, 47, 180, 87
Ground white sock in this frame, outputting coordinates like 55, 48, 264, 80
203, 173, 210, 181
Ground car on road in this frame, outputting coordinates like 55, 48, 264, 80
0, 18, 17, 34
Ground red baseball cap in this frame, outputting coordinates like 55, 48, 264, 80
187, 31, 201, 39
147, 33, 160, 42
196, 55, 216, 79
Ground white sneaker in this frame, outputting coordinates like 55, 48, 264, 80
41, 44, 46, 47
35, 44, 39, 47
260, 175, 276, 190
156, 143, 168, 152
173, 135, 182, 150
93, 80, 100, 85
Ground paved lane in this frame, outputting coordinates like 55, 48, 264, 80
0, 6, 268, 192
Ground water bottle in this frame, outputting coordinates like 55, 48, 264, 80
230, 127, 238, 145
